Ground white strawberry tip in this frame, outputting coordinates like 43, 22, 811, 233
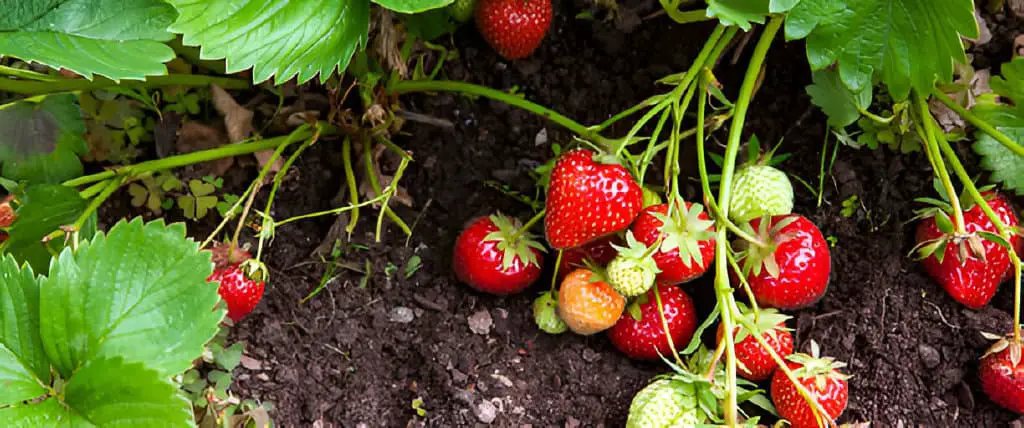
485, 213, 548, 270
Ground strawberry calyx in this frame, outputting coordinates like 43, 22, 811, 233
981, 331, 1023, 365
238, 258, 269, 284
735, 215, 801, 279
650, 200, 716, 269
651, 345, 766, 424
785, 341, 852, 390
607, 231, 661, 296
484, 213, 547, 270
910, 188, 1015, 265
731, 302, 791, 343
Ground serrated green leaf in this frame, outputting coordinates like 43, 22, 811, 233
0, 94, 87, 185
0, 256, 49, 407
3, 184, 87, 274
971, 59, 1024, 195
168, 0, 371, 85
0, 0, 178, 81
62, 357, 193, 426
786, 0, 978, 99
38, 218, 223, 379
375, 0, 453, 13
806, 68, 872, 127
0, 397, 89, 426
706, 0, 769, 30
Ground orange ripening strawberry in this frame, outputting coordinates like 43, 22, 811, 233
979, 334, 1024, 414
716, 305, 793, 381
475, 0, 552, 60
770, 341, 850, 428
545, 149, 643, 249
631, 201, 716, 285
557, 268, 625, 335
914, 190, 1022, 309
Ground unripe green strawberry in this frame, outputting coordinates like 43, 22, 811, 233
729, 164, 794, 224
606, 232, 660, 297
448, 0, 476, 23
533, 291, 568, 334
626, 378, 700, 428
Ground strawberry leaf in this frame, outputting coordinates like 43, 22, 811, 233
705, 0, 799, 31
682, 302, 720, 355
971, 58, 1024, 196
3, 184, 88, 274
807, 68, 873, 128
0, 0, 178, 81
39, 218, 223, 379
0, 256, 49, 407
374, 0, 454, 13
168, 0, 371, 85
0, 94, 87, 185
786, 0, 978, 100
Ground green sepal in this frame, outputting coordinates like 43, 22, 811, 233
484, 213, 547, 271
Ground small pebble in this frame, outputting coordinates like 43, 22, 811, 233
390, 307, 415, 323
474, 400, 498, 424
918, 344, 941, 369
469, 310, 494, 335
582, 348, 602, 363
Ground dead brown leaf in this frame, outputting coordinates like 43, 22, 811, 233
969, 8, 992, 46
176, 122, 234, 176
359, 143, 413, 208
211, 84, 283, 175
1015, 34, 1024, 57
1011, 0, 1024, 17
371, 9, 407, 78
239, 354, 264, 370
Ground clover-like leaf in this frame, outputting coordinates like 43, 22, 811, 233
0, 256, 49, 407
168, 0, 371, 85
786, 0, 978, 99
0, 94, 88, 185
807, 68, 873, 127
971, 59, 1024, 195
0, 0, 178, 81
3, 184, 87, 273
38, 218, 223, 379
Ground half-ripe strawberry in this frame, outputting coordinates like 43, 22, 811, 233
716, 305, 793, 381
475, 0, 552, 60
770, 341, 850, 428
606, 231, 660, 297
0, 194, 16, 243
608, 284, 696, 361
208, 262, 265, 322
736, 214, 831, 310
913, 190, 1021, 309
556, 235, 621, 281
453, 213, 546, 295
545, 149, 643, 249
557, 268, 625, 335
979, 334, 1024, 414
631, 201, 716, 284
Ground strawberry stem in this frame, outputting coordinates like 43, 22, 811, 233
931, 89, 1024, 157
0, 73, 249, 95
652, 283, 687, 368
712, 16, 784, 425
550, 250, 564, 293
509, 209, 547, 244
256, 126, 322, 262
914, 93, 967, 235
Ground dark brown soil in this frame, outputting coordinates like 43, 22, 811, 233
97, 2, 1024, 427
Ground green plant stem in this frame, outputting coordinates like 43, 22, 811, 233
276, 192, 392, 227
256, 128, 321, 261
509, 209, 547, 243
0, 73, 249, 95
914, 93, 968, 234
45, 177, 124, 242
550, 250, 564, 293
364, 138, 412, 240
652, 283, 687, 368
931, 89, 1024, 157
78, 180, 109, 199
64, 127, 318, 188
932, 116, 1023, 342
0, 65, 59, 81
711, 16, 783, 426
388, 80, 613, 148
342, 137, 361, 236
591, 95, 662, 132
663, 7, 712, 24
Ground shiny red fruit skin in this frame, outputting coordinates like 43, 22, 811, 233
916, 192, 1021, 309
745, 214, 831, 310
475, 0, 552, 60
607, 284, 697, 361
771, 361, 848, 428
545, 150, 643, 249
716, 322, 793, 381
632, 202, 715, 284
980, 345, 1024, 414
207, 264, 264, 322
452, 216, 543, 295
556, 235, 621, 281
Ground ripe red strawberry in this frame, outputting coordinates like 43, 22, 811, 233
475, 0, 552, 60
607, 284, 696, 361
545, 149, 643, 249
556, 235, 621, 281
770, 342, 850, 428
631, 201, 716, 285
208, 263, 265, 322
735, 214, 831, 310
979, 335, 1024, 414
453, 213, 545, 295
716, 305, 793, 381
914, 191, 1021, 309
